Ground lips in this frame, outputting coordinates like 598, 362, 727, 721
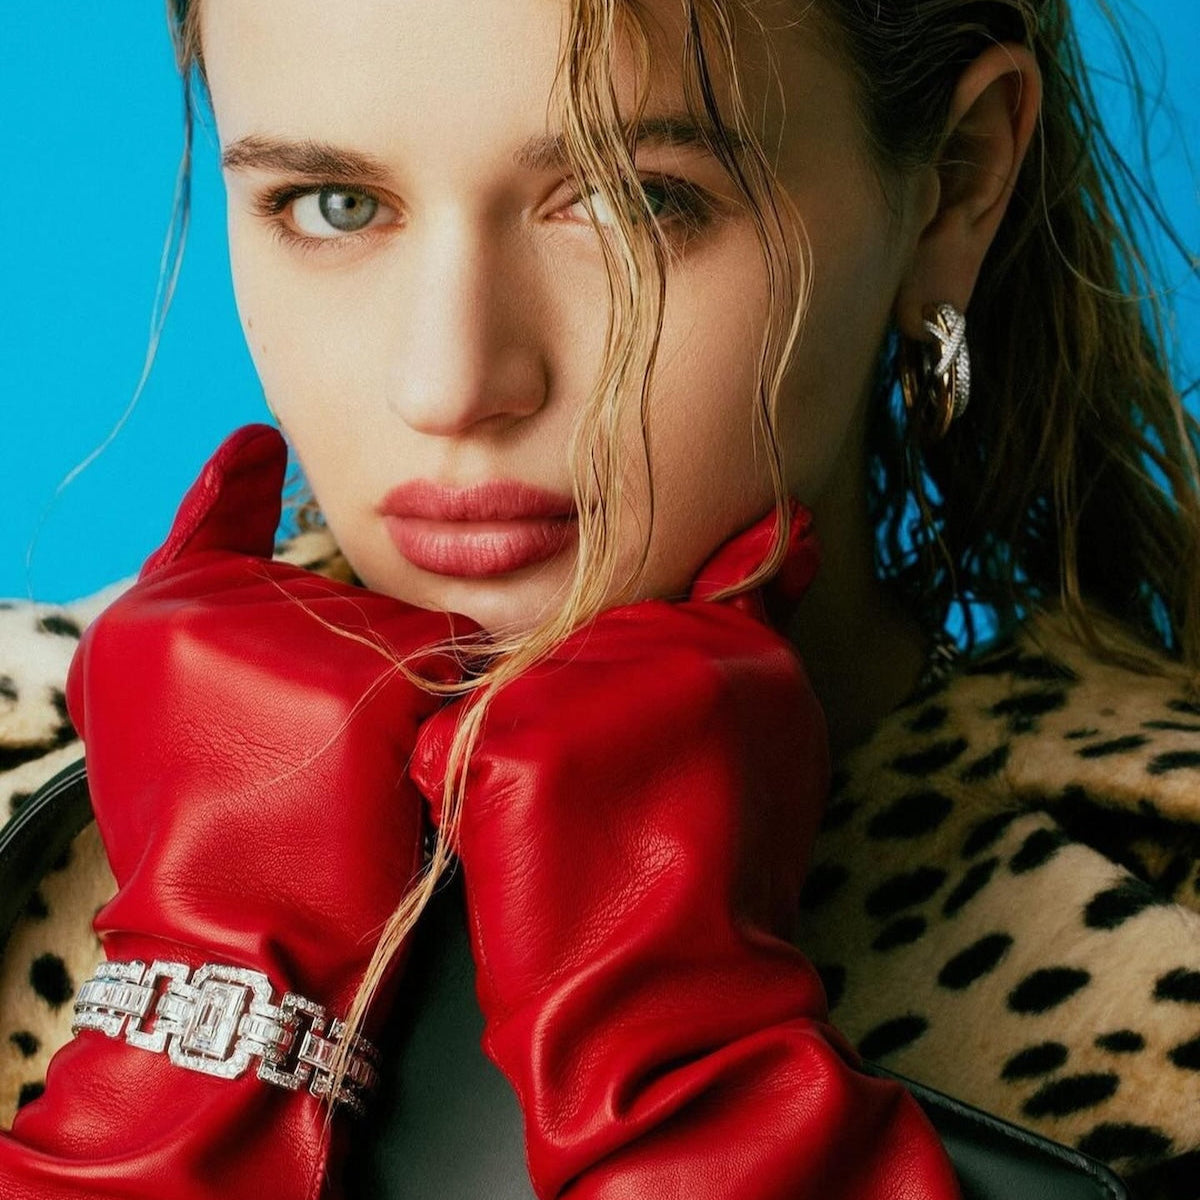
378, 480, 578, 578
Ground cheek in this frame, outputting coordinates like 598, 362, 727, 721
776, 214, 902, 502
228, 230, 373, 437
228, 221, 360, 374
228, 231, 308, 399
226, 247, 384, 548
652, 302, 766, 495
629, 248, 779, 593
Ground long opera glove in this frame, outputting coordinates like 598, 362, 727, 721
410, 501, 963, 1199
0, 424, 478, 1200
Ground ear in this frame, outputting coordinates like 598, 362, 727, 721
894, 42, 1042, 338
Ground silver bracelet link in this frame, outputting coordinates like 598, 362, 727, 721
72, 959, 381, 1116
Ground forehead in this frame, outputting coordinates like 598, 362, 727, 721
198, 0, 844, 177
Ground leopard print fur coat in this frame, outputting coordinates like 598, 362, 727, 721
1, 528, 1198, 1199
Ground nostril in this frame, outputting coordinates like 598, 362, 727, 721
387, 382, 547, 437
386, 337, 548, 435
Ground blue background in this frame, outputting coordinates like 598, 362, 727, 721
4, 3, 1198, 604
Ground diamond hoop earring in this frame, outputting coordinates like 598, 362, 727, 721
898, 302, 971, 440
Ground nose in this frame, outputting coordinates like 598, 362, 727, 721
387, 217, 549, 437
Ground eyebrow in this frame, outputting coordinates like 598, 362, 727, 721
220, 114, 745, 179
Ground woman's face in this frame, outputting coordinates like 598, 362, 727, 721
202, 0, 922, 635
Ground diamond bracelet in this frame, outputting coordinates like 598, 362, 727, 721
71, 959, 381, 1117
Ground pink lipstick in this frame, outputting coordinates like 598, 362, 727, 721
378, 481, 577, 578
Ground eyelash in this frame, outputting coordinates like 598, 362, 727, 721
251, 176, 719, 257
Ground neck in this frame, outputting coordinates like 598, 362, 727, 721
780, 458, 931, 764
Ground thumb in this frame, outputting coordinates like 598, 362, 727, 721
138, 424, 288, 580
409, 704, 461, 830
688, 498, 821, 616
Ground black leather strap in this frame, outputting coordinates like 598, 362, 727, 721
860, 1062, 1130, 1200
0, 761, 1131, 1200
0, 755, 91, 955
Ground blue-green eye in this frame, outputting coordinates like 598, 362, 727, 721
255, 184, 389, 241
297, 188, 379, 234
568, 176, 717, 235
251, 183, 394, 252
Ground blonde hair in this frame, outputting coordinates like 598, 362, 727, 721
161, 0, 1199, 1175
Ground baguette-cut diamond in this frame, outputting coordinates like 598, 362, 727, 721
183, 981, 248, 1059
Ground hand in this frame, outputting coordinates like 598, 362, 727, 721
410, 500, 962, 1199
0, 424, 478, 1200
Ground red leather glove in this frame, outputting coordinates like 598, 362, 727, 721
410, 502, 963, 1199
0, 424, 477, 1200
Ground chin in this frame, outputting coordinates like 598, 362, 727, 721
447, 584, 569, 642
354, 564, 572, 643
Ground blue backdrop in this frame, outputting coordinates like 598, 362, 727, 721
4, 3, 1198, 603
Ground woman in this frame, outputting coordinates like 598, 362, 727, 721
0, 0, 1196, 1196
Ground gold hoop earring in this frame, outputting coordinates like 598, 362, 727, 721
898, 302, 971, 440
